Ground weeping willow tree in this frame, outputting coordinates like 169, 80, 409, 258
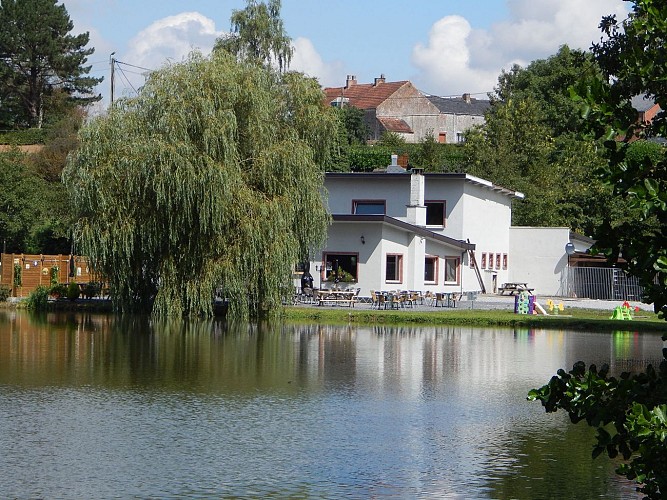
63, 50, 337, 318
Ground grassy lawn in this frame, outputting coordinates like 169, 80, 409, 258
283, 305, 667, 333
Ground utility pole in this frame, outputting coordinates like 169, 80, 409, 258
110, 52, 116, 105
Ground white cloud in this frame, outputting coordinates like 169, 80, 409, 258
115, 12, 223, 98
291, 37, 344, 87
411, 0, 628, 96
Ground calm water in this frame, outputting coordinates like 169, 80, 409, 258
0, 310, 663, 499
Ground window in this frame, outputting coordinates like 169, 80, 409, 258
496, 254, 501, 270
489, 253, 494, 269
444, 257, 459, 284
456, 132, 464, 143
425, 201, 446, 226
385, 254, 403, 283
438, 132, 447, 144
353, 200, 386, 215
481, 253, 487, 269
502, 254, 508, 270
424, 256, 438, 283
323, 253, 358, 282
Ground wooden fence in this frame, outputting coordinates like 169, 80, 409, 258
0, 253, 96, 297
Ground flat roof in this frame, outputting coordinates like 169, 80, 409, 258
325, 172, 524, 199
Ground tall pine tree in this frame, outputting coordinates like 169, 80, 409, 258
0, 0, 102, 129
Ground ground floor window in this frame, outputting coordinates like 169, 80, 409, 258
424, 256, 438, 284
386, 254, 403, 283
323, 253, 358, 282
444, 257, 459, 284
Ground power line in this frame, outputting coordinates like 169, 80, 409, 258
115, 60, 153, 73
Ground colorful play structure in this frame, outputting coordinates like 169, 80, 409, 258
610, 301, 639, 320
514, 291, 562, 316
514, 292, 641, 319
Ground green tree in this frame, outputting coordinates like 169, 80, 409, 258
214, 0, 292, 72
0, 0, 102, 129
495, 46, 600, 135
413, 131, 442, 172
463, 97, 560, 226
64, 51, 337, 318
532, 4, 667, 498
463, 46, 620, 234
377, 131, 407, 151
573, 0, 667, 317
335, 105, 369, 145
0, 148, 68, 253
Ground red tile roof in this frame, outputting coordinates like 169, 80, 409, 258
377, 117, 413, 133
324, 80, 409, 109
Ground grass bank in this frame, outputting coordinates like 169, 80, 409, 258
283, 306, 667, 333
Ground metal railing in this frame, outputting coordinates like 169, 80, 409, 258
559, 266, 644, 301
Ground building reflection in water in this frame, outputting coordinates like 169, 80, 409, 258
0, 311, 663, 397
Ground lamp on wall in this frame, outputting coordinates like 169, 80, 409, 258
360, 235, 365, 245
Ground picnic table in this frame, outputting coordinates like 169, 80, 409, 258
498, 282, 534, 295
315, 289, 357, 307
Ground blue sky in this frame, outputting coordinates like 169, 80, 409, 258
64, 0, 629, 107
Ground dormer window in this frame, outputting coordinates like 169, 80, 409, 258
330, 96, 349, 108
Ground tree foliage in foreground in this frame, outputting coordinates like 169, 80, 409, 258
532, 3, 667, 498
0, 0, 101, 129
64, 51, 337, 318
529, 351, 667, 499
572, 0, 667, 320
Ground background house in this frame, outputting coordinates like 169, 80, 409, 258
426, 94, 490, 144
323, 76, 489, 144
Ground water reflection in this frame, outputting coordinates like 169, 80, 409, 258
0, 310, 661, 498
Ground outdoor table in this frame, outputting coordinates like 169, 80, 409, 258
499, 282, 534, 295
316, 289, 356, 307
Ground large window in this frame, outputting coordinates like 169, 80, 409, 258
385, 254, 403, 283
424, 256, 438, 284
425, 200, 446, 226
444, 257, 459, 284
323, 253, 358, 282
353, 200, 386, 215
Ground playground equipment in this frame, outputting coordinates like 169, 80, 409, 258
514, 290, 534, 314
610, 301, 639, 320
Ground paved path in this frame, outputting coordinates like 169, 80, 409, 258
298, 293, 655, 314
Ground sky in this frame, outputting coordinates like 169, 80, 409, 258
64, 0, 630, 107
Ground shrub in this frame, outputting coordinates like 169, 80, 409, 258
13, 263, 22, 287
50, 266, 59, 286
0, 128, 47, 145
0, 285, 10, 301
66, 282, 80, 301
26, 285, 50, 310
82, 281, 101, 299
49, 284, 67, 299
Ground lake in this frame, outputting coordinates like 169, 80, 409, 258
0, 310, 662, 499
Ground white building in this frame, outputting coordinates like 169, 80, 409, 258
306, 161, 525, 296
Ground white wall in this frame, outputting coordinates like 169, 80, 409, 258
509, 227, 570, 296
325, 176, 410, 217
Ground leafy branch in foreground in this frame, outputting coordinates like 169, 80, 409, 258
528, 342, 667, 499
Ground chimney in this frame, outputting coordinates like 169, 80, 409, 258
373, 74, 385, 86
390, 153, 398, 167
462, 93, 471, 103
407, 168, 426, 226
345, 75, 357, 89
